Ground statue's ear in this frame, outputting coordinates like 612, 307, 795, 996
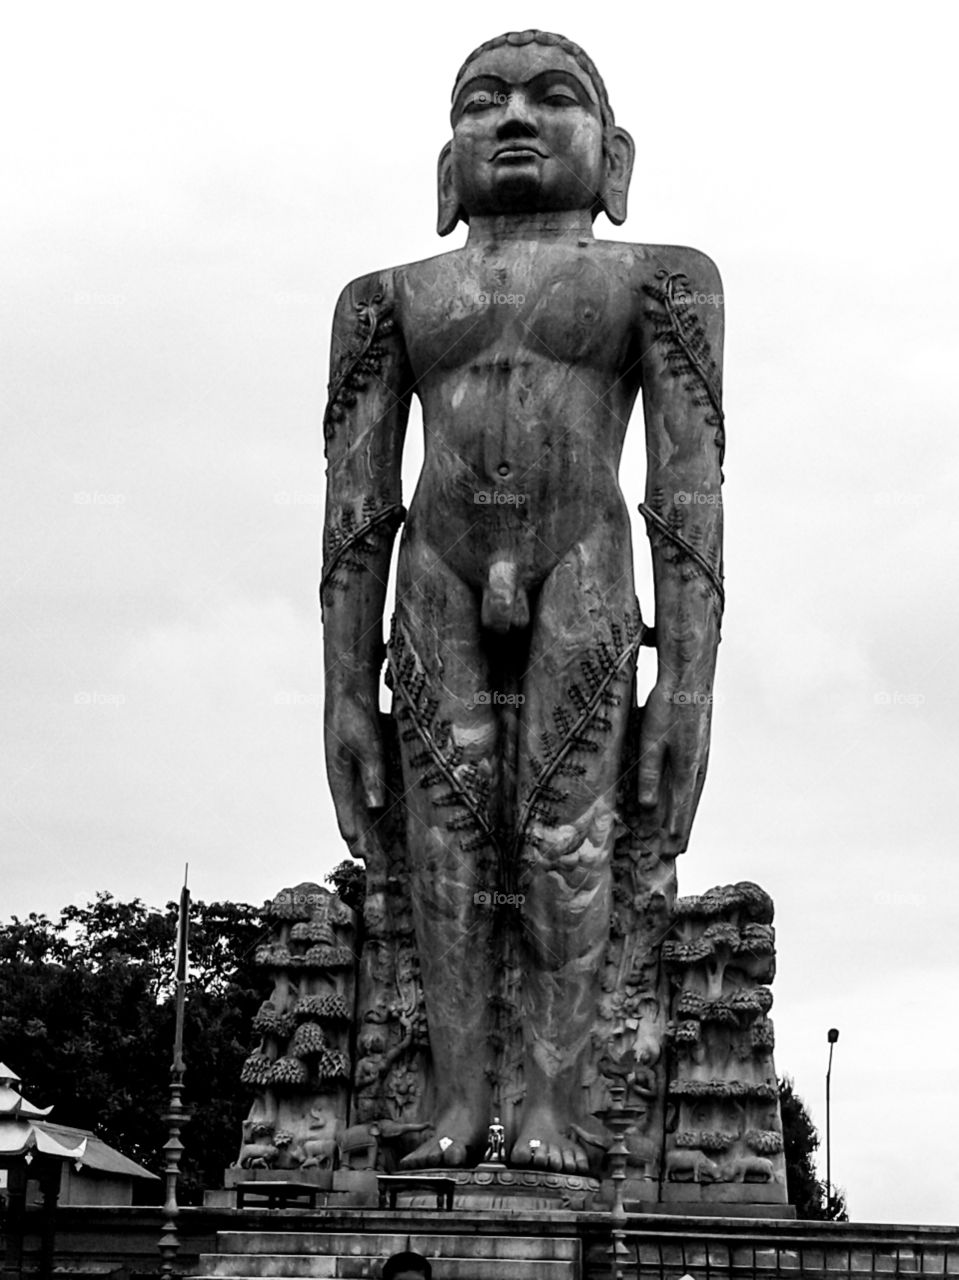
437, 141, 465, 237
598, 126, 635, 226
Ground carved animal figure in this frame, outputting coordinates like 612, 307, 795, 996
625, 1131, 659, 1171
724, 1154, 777, 1182
337, 1121, 380, 1171
337, 1118, 432, 1171
665, 1149, 721, 1183
299, 1138, 336, 1170
235, 1120, 279, 1169
298, 1105, 341, 1169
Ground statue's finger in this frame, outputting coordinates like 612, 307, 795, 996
638, 737, 665, 808
329, 769, 361, 842
361, 757, 385, 809
666, 766, 698, 842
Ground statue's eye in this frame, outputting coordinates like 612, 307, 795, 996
463, 91, 495, 113
541, 87, 580, 107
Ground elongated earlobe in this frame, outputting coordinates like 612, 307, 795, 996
598, 126, 635, 226
437, 142, 465, 237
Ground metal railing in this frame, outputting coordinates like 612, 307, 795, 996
593, 1231, 959, 1280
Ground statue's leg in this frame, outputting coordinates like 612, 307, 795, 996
389, 539, 499, 1169
510, 543, 641, 1174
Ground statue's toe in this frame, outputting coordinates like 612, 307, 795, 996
511, 1129, 590, 1175
564, 1143, 589, 1174
441, 1139, 467, 1167
509, 1137, 533, 1167
399, 1139, 436, 1169
400, 1132, 469, 1170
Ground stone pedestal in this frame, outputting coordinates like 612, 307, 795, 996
388, 1166, 600, 1212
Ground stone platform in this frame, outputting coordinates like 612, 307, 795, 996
381, 1166, 599, 1212
207, 1167, 786, 1217
11, 1204, 959, 1280
190, 1210, 959, 1280
194, 1229, 577, 1280
189, 1212, 959, 1280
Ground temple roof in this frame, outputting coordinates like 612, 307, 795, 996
0, 1067, 156, 1178
0, 1068, 81, 1165
33, 1122, 158, 1180
0, 1080, 53, 1119
0, 1117, 86, 1162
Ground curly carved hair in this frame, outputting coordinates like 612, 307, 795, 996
452, 29, 614, 129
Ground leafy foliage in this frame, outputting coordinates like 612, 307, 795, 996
0, 893, 265, 1202
779, 1075, 848, 1220
326, 859, 366, 913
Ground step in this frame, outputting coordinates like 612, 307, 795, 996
215, 1233, 578, 1261
195, 1261, 572, 1280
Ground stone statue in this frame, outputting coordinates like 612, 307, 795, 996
322, 29, 724, 1176
483, 1116, 507, 1165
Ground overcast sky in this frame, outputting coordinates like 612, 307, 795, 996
3, 0, 957, 1227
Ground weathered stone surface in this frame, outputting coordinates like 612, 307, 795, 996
31, 1205, 959, 1280
661, 883, 786, 1205
216, 26, 795, 1216
212, 1232, 578, 1260
197, 1232, 579, 1280
235, 884, 355, 1172
381, 1165, 599, 1211
320, 28, 725, 1191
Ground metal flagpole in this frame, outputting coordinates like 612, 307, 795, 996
159, 866, 191, 1277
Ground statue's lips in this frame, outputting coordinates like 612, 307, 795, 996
491, 146, 547, 163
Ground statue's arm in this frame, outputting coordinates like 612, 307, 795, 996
322, 270, 412, 842
635, 250, 725, 853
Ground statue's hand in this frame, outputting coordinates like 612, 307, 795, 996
324, 688, 386, 842
637, 679, 712, 855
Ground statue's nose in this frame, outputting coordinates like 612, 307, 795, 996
496, 92, 539, 138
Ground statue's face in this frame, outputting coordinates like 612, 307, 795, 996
449, 43, 605, 218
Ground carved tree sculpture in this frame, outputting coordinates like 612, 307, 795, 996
237, 884, 354, 1171
662, 883, 786, 1202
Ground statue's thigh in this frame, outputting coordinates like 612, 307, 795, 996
390, 543, 497, 836
393, 540, 488, 704
518, 555, 640, 812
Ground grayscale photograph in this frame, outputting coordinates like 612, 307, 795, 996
1, 1, 956, 1275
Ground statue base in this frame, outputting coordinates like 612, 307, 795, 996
222, 1166, 333, 1190
662, 1179, 789, 1206
390, 1166, 599, 1211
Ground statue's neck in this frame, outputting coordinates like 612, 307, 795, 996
465, 210, 595, 244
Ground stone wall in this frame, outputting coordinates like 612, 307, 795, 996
10, 1206, 959, 1280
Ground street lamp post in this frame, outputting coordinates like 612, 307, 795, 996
826, 1028, 839, 1218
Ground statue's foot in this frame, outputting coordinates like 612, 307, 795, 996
510, 1107, 590, 1174
398, 1109, 475, 1169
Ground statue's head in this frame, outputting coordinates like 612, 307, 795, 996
438, 30, 634, 235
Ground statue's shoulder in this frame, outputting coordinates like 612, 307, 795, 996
392, 246, 469, 291
334, 249, 466, 319
332, 266, 403, 318
609, 242, 723, 301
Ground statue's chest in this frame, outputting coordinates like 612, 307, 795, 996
399, 253, 633, 377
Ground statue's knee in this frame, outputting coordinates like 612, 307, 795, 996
520, 797, 618, 891
520, 830, 610, 898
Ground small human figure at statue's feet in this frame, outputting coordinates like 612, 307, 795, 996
483, 1115, 506, 1165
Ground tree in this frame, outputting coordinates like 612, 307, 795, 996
779, 1075, 848, 1220
326, 858, 366, 913
0, 893, 265, 1202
